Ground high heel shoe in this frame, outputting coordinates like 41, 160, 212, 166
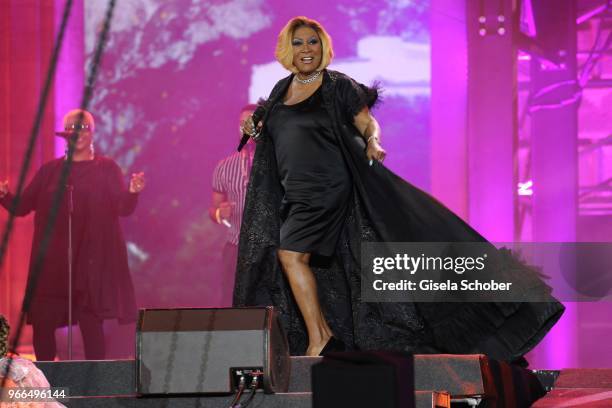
319, 336, 345, 356
511, 356, 529, 368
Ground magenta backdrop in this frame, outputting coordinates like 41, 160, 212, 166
84, 1, 431, 309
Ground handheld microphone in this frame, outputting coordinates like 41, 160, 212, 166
237, 105, 266, 152
55, 131, 79, 139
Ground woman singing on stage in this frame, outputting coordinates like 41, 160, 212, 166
0, 109, 145, 361
234, 16, 564, 361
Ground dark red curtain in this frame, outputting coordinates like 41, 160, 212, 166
0, 0, 58, 352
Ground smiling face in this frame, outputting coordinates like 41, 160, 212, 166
291, 25, 322, 75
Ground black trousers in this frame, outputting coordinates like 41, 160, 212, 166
32, 307, 105, 361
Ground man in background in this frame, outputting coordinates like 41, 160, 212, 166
209, 104, 257, 305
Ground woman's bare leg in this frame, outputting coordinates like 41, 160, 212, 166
277, 249, 333, 356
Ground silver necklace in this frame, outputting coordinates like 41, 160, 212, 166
294, 70, 321, 84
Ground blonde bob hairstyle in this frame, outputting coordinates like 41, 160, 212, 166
275, 16, 334, 73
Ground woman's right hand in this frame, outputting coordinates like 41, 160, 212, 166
241, 115, 263, 139
0, 180, 8, 198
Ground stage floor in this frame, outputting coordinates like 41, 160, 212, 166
29, 354, 612, 407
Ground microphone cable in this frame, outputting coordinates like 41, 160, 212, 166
238, 375, 260, 408
228, 375, 246, 408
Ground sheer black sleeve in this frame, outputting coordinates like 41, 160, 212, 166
336, 74, 381, 122
254, 76, 291, 121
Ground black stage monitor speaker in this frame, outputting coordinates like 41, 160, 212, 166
136, 307, 290, 395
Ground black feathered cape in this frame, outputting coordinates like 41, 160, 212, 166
233, 69, 564, 361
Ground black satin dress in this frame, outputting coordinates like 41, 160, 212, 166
267, 86, 352, 257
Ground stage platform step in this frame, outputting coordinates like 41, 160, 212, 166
35, 354, 545, 407
532, 388, 612, 407
59, 390, 450, 408
532, 369, 612, 407
35, 354, 492, 396
554, 368, 612, 389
